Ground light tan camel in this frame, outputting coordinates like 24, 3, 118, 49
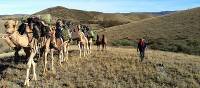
4, 20, 37, 86
51, 26, 69, 64
43, 26, 69, 74
71, 25, 89, 58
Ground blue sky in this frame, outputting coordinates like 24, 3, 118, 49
0, 0, 200, 15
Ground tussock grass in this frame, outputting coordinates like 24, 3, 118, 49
0, 46, 200, 88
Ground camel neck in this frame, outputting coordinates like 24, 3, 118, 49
9, 31, 20, 44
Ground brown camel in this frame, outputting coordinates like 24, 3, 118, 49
4, 20, 37, 86
96, 34, 107, 51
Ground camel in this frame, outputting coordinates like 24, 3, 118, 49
81, 25, 93, 54
43, 26, 69, 74
101, 34, 107, 50
71, 25, 89, 58
96, 34, 107, 51
4, 20, 37, 86
87, 37, 92, 53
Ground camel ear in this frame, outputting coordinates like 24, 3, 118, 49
4, 22, 8, 28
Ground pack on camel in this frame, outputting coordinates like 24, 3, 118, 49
71, 25, 89, 58
96, 34, 107, 51
4, 20, 37, 86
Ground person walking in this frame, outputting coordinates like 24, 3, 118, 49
137, 38, 147, 62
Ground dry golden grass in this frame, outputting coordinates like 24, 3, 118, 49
0, 45, 200, 88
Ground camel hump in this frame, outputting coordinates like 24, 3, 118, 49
18, 35, 29, 47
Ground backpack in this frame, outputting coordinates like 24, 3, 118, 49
87, 30, 94, 37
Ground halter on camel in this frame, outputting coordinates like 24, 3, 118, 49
4, 20, 37, 86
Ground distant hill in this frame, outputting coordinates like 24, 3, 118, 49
135, 11, 176, 16
101, 7, 200, 55
0, 14, 29, 20
35, 6, 156, 28
0, 6, 175, 29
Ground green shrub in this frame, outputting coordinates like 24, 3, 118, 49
99, 20, 129, 28
112, 39, 137, 47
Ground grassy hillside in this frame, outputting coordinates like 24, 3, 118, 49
122, 13, 155, 21
0, 46, 200, 87
101, 7, 200, 55
35, 6, 155, 28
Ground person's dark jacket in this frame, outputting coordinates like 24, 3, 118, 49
137, 40, 147, 52
55, 22, 63, 39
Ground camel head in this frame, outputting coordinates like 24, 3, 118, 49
50, 26, 56, 45
4, 20, 19, 34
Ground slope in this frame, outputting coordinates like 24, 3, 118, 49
101, 7, 200, 55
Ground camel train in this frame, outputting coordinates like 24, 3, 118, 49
2, 15, 107, 86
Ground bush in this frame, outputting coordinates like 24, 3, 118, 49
99, 20, 129, 28
112, 39, 137, 47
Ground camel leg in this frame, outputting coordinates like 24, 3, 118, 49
37, 43, 41, 59
102, 44, 105, 51
43, 39, 50, 74
88, 43, 90, 54
87, 43, 90, 54
59, 49, 64, 67
24, 51, 36, 86
50, 49, 55, 73
83, 44, 86, 57
85, 43, 89, 55
64, 43, 69, 62
97, 45, 99, 51
32, 60, 37, 81
78, 42, 81, 58
66, 47, 69, 62
43, 48, 49, 74
89, 42, 92, 53
89, 39, 92, 53
97, 44, 100, 51
104, 44, 107, 50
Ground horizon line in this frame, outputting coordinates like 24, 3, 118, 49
0, 5, 198, 15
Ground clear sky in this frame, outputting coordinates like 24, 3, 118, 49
0, 0, 200, 15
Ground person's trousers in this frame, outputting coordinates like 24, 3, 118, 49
139, 51, 145, 61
